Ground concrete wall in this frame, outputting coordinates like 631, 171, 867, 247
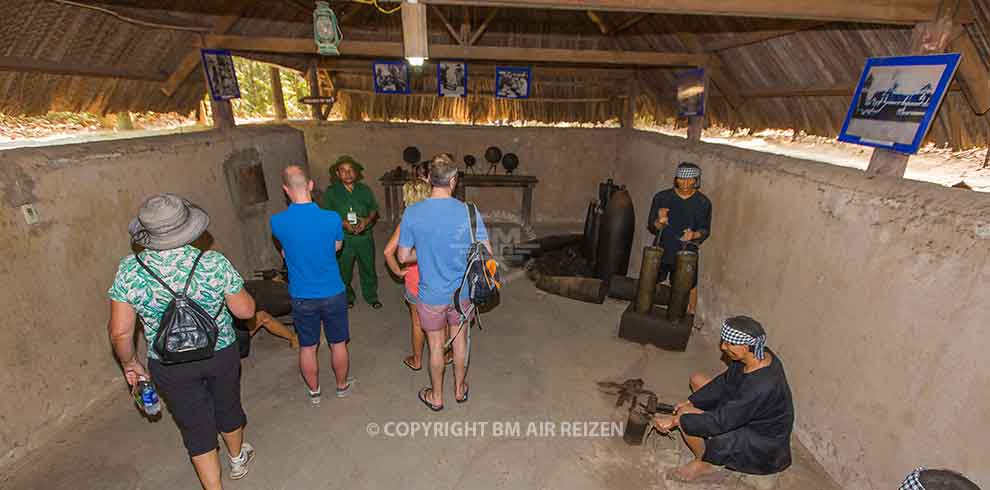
0, 126, 306, 470
292, 121, 620, 225
616, 130, 990, 490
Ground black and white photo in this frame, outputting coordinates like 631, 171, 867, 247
838, 54, 960, 154
437, 61, 467, 97
200, 49, 240, 101
495, 67, 531, 99
373, 60, 411, 94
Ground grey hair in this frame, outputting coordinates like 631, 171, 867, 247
429, 153, 458, 187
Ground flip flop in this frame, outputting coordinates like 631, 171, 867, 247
403, 357, 422, 372
371, 301, 383, 309
418, 388, 443, 412
455, 384, 470, 404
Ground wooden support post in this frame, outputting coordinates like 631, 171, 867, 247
687, 116, 704, 141
622, 79, 638, 129
307, 61, 325, 121
115, 112, 134, 130
866, 6, 955, 177
210, 98, 236, 130
270, 66, 287, 120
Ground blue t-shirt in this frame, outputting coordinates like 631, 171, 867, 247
399, 198, 489, 306
270, 202, 346, 299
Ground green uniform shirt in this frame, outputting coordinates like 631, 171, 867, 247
322, 181, 379, 236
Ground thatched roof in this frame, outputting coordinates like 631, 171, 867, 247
3, 0, 990, 148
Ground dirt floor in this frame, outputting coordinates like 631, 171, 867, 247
1, 227, 842, 490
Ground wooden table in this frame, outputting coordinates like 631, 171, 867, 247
379, 173, 539, 227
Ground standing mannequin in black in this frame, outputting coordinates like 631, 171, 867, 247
646, 162, 712, 314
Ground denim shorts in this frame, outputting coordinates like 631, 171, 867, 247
291, 293, 349, 346
404, 289, 419, 305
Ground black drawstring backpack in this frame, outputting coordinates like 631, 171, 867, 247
135, 250, 223, 365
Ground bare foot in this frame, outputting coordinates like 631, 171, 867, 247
668, 460, 718, 483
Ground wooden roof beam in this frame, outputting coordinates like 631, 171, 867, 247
0, 55, 165, 82
160, 14, 242, 96
703, 21, 831, 52
430, 5, 465, 44
468, 8, 499, 45
612, 13, 650, 35
204, 35, 713, 66
586, 11, 612, 35
320, 58, 637, 79
416, 0, 940, 25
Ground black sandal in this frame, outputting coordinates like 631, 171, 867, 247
403, 357, 422, 372
418, 388, 443, 411
371, 301, 383, 309
455, 384, 470, 404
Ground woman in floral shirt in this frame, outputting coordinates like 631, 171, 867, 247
107, 194, 257, 489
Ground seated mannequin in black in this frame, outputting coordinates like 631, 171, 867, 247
653, 316, 794, 482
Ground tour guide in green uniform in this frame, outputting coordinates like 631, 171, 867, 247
322, 155, 382, 309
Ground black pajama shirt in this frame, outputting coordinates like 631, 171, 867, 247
678, 349, 796, 475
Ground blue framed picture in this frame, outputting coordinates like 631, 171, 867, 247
373, 60, 411, 94
437, 61, 467, 97
495, 66, 531, 99
676, 68, 706, 117
200, 49, 240, 101
838, 54, 960, 154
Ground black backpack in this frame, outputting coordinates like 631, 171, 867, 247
453, 203, 502, 317
135, 250, 223, 365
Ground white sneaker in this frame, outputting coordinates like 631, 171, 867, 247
229, 442, 255, 480
336, 376, 356, 398
308, 386, 322, 405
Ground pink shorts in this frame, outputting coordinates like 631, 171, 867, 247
416, 301, 472, 332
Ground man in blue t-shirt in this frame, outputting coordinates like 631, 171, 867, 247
270, 165, 354, 405
399, 154, 491, 411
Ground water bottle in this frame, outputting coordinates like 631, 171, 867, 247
134, 377, 161, 416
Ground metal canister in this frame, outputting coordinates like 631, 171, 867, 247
666, 250, 698, 321
636, 246, 663, 314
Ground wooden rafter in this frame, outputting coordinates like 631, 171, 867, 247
586, 11, 611, 35
160, 14, 242, 96
204, 35, 712, 66
320, 58, 635, 79
703, 21, 831, 52
468, 8, 499, 45
430, 5, 464, 44
0, 55, 164, 82
612, 13, 649, 35
416, 0, 940, 25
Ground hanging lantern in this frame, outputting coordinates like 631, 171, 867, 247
402, 1, 428, 66
313, 1, 342, 56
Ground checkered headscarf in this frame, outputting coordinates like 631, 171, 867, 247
675, 163, 702, 188
676, 164, 701, 179
720, 316, 767, 360
899, 467, 926, 490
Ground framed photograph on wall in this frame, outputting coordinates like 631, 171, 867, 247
200, 49, 240, 101
437, 61, 468, 97
373, 60, 411, 94
495, 66, 531, 99
838, 54, 960, 154
676, 68, 707, 117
